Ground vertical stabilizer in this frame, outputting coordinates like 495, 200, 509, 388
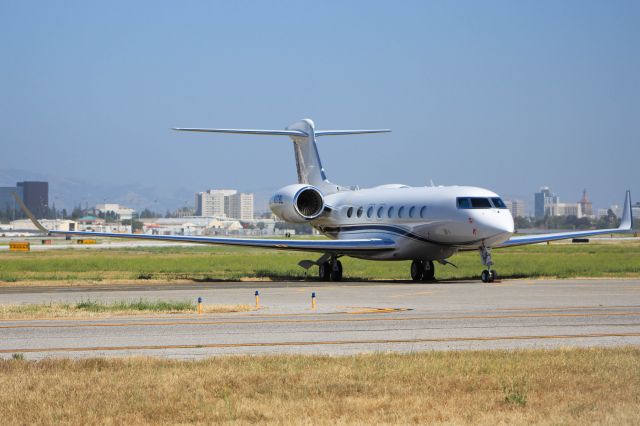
285, 119, 337, 193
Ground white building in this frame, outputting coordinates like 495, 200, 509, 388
549, 202, 582, 218
195, 189, 254, 220
195, 189, 237, 217
9, 219, 77, 232
95, 203, 135, 220
226, 192, 254, 220
598, 205, 623, 219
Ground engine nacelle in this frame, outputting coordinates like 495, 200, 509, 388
269, 184, 325, 223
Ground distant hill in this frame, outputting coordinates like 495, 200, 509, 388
0, 168, 195, 213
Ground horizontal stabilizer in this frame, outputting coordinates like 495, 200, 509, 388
173, 128, 308, 136
315, 130, 391, 136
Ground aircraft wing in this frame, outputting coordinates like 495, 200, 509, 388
497, 190, 634, 248
47, 230, 395, 254
12, 191, 395, 254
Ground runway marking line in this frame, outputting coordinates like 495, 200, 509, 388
2, 310, 640, 329
3, 332, 640, 354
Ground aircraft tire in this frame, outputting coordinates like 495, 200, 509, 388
481, 270, 491, 283
410, 260, 424, 282
319, 262, 331, 281
490, 270, 498, 282
422, 261, 435, 281
330, 260, 343, 282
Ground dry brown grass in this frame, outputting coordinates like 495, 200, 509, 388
1, 347, 639, 424
0, 303, 254, 319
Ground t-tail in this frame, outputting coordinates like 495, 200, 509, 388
173, 119, 390, 194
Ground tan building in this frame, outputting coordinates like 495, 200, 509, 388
226, 192, 254, 220
504, 199, 526, 218
195, 189, 236, 217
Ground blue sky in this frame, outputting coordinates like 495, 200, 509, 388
1, 1, 638, 211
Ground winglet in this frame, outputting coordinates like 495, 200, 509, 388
618, 190, 633, 230
11, 192, 49, 233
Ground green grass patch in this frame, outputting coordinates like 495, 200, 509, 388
1, 240, 639, 283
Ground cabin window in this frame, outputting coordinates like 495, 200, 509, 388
491, 198, 507, 209
377, 206, 384, 218
398, 206, 405, 218
347, 207, 353, 218
457, 197, 493, 209
388, 206, 395, 218
409, 206, 415, 218
366, 206, 374, 218
420, 206, 426, 218
357, 206, 363, 218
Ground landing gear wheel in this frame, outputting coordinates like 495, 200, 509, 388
481, 269, 491, 283
490, 270, 498, 282
410, 260, 424, 282
330, 260, 343, 282
422, 260, 435, 281
318, 262, 331, 281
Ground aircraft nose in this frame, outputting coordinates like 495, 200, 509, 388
477, 211, 514, 237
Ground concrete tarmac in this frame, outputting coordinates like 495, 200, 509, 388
1, 278, 640, 359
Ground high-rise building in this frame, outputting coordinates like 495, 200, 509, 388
195, 189, 236, 216
226, 193, 254, 220
578, 189, 594, 217
17, 181, 48, 218
534, 187, 558, 218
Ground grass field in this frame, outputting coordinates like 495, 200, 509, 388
1, 239, 639, 284
0, 300, 253, 319
1, 347, 638, 424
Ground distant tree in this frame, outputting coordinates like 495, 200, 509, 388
274, 221, 314, 235
71, 205, 84, 220
139, 208, 160, 219
513, 216, 531, 230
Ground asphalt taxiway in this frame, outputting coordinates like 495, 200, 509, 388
1, 278, 640, 359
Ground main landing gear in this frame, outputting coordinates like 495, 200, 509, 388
318, 256, 343, 282
410, 260, 435, 282
479, 246, 498, 283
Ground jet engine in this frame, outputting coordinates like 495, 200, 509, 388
269, 184, 325, 223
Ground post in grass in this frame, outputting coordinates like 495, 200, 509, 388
197, 297, 203, 315
255, 290, 260, 308
311, 292, 317, 310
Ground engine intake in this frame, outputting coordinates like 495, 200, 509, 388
295, 187, 324, 219
269, 184, 325, 223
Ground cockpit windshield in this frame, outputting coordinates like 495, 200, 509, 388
457, 197, 507, 209
490, 198, 507, 209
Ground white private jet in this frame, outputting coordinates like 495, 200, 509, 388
22, 119, 634, 282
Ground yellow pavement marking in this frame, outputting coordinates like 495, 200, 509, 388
2, 310, 640, 330
3, 332, 640, 354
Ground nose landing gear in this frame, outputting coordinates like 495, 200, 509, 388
410, 260, 435, 282
479, 246, 497, 283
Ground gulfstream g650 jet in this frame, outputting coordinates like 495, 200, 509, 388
36, 119, 633, 282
